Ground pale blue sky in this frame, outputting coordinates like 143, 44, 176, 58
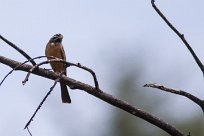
1, 0, 204, 135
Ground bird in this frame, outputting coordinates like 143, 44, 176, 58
45, 34, 71, 103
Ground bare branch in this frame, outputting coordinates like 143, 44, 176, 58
144, 83, 204, 112
0, 55, 184, 136
0, 56, 46, 86
24, 73, 63, 129
26, 127, 32, 136
151, 0, 204, 75
67, 62, 100, 91
22, 58, 100, 91
22, 60, 47, 85
0, 34, 36, 66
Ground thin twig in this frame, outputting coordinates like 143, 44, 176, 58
67, 62, 100, 91
24, 74, 62, 129
151, 0, 204, 75
22, 59, 66, 85
144, 83, 204, 112
0, 56, 46, 86
0, 54, 99, 90
22, 58, 100, 90
22, 60, 49, 85
26, 127, 32, 136
0, 56, 184, 136
0, 34, 36, 66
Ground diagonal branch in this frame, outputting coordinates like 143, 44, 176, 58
151, 0, 204, 75
0, 55, 184, 136
1, 56, 99, 91
0, 56, 45, 86
26, 127, 32, 136
24, 73, 63, 129
144, 83, 204, 113
0, 34, 36, 66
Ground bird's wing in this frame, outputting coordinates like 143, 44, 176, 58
60, 45, 67, 75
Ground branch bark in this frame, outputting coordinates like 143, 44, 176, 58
0, 34, 36, 66
0, 55, 184, 136
144, 83, 204, 113
151, 0, 204, 75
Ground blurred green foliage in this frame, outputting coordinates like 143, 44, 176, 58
107, 62, 204, 136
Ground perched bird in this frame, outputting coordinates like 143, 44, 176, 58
45, 34, 71, 103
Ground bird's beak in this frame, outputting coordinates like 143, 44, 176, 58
58, 34, 63, 40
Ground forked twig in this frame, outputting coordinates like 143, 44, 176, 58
0, 56, 184, 136
0, 34, 36, 66
151, 0, 204, 75
22, 58, 100, 90
26, 127, 32, 136
24, 72, 63, 129
144, 83, 204, 113
22, 60, 49, 85
67, 62, 100, 91
1, 55, 99, 91
0, 56, 46, 86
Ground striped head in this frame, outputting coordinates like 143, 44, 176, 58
49, 33, 63, 43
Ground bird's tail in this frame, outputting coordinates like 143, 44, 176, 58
60, 82, 71, 103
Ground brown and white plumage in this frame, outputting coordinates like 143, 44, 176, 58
45, 34, 71, 103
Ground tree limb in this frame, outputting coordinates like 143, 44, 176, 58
0, 34, 36, 66
0, 55, 184, 136
144, 83, 204, 113
151, 0, 204, 75
24, 73, 62, 129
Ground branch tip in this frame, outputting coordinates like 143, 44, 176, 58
0, 35, 36, 66
152, 0, 204, 75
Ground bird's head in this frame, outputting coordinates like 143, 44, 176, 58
49, 33, 63, 43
